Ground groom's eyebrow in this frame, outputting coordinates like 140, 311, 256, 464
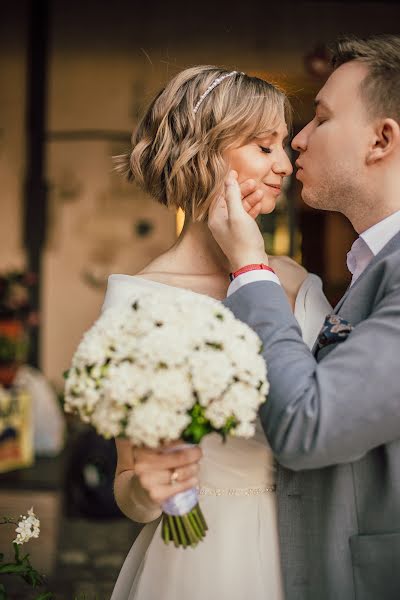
314, 98, 332, 113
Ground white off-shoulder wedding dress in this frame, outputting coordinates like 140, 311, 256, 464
103, 273, 331, 600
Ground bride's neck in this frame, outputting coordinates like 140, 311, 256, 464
168, 219, 230, 276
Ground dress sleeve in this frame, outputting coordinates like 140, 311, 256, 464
294, 273, 332, 350
102, 274, 137, 312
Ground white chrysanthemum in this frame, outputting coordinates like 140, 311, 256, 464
102, 362, 151, 406
204, 402, 230, 429
91, 399, 126, 438
138, 327, 193, 367
151, 369, 194, 411
224, 381, 263, 414
13, 507, 40, 545
227, 345, 267, 387
126, 402, 191, 448
190, 350, 234, 407
230, 319, 262, 351
205, 381, 263, 434
231, 421, 256, 438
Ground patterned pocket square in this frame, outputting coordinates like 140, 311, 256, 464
316, 313, 354, 355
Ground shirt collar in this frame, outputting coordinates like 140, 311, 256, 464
360, 209, 400, 257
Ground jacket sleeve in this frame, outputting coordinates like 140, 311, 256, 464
223, 277, 400, 470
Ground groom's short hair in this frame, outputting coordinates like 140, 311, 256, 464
331, 34, 400, 123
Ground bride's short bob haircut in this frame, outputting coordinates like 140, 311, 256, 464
118, 66, 292, 221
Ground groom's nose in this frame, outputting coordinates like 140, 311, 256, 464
292, 122, 311, 152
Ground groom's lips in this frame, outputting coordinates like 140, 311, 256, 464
295, 160, 304, 179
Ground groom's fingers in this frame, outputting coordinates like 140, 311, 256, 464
239, 178, 257, 200
225, 171, 247, 220
248, 202, 262, 219
208, 193, 228, 230
242, 190, 263, 213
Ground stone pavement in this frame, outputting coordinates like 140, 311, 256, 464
49, 517, 143, 600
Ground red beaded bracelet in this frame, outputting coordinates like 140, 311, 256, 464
229, 263, 275, 281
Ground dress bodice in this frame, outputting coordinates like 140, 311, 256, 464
199, 422, 277, 491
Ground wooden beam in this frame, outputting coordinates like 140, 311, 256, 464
23, 0, 50, 367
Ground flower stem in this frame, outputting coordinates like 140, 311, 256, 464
174, 516, 188, 548
161, 504, 208, 548
187, 511, 202, 539
162, 515, 170, 545
181, 515, 197, 546
167, 515, 180, 548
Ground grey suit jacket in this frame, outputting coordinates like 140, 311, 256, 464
224, 231, 400, 600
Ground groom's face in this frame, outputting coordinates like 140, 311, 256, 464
292, 61, 371, 213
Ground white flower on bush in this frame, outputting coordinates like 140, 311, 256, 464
13, 507, 40, 545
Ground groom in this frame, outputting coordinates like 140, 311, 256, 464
209, 34, 400, 600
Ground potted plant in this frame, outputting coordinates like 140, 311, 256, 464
0, 272, 38, 387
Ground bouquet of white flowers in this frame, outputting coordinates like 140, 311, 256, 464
64, 287, 268, 548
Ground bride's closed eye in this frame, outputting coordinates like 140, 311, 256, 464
259, 146, 272, 154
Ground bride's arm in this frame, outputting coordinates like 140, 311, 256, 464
268, 256, 309, 310
269, 256, 332, 348
114, 439, 162, 523
114, 439, 201, 524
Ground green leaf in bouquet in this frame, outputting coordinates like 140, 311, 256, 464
205, 341, 223, 350
183, 403, 212, 444
219, 415, 238, 441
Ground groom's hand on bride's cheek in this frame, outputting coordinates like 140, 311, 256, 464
239, 178, 263, 219
208, 171, 267, 271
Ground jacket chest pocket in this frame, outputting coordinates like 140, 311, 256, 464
350, 531, 400, 600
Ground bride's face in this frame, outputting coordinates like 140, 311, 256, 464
224, 120, 293, 214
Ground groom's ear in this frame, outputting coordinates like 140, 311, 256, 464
366, 118, 400, 165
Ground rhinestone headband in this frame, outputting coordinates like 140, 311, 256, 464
193, 71, 240, 115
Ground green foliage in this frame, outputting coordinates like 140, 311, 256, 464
0, 542, 54, 599
0, 334, 29, 362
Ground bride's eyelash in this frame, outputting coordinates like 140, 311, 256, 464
260, 146, 272, 154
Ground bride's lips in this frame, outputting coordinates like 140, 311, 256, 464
264, 183, 282, 195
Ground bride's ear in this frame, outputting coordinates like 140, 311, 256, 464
366, 118, 400, 165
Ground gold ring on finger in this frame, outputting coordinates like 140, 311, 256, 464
170, 469, 179, 485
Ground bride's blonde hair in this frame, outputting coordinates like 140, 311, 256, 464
118, 66, 291, 221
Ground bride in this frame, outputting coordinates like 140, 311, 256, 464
103, 66, 331, 600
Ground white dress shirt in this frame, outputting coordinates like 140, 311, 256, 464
227, 209, 400, 295
347, 209, 400, 286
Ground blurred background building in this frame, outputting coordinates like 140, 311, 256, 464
0, 1, 399, 598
